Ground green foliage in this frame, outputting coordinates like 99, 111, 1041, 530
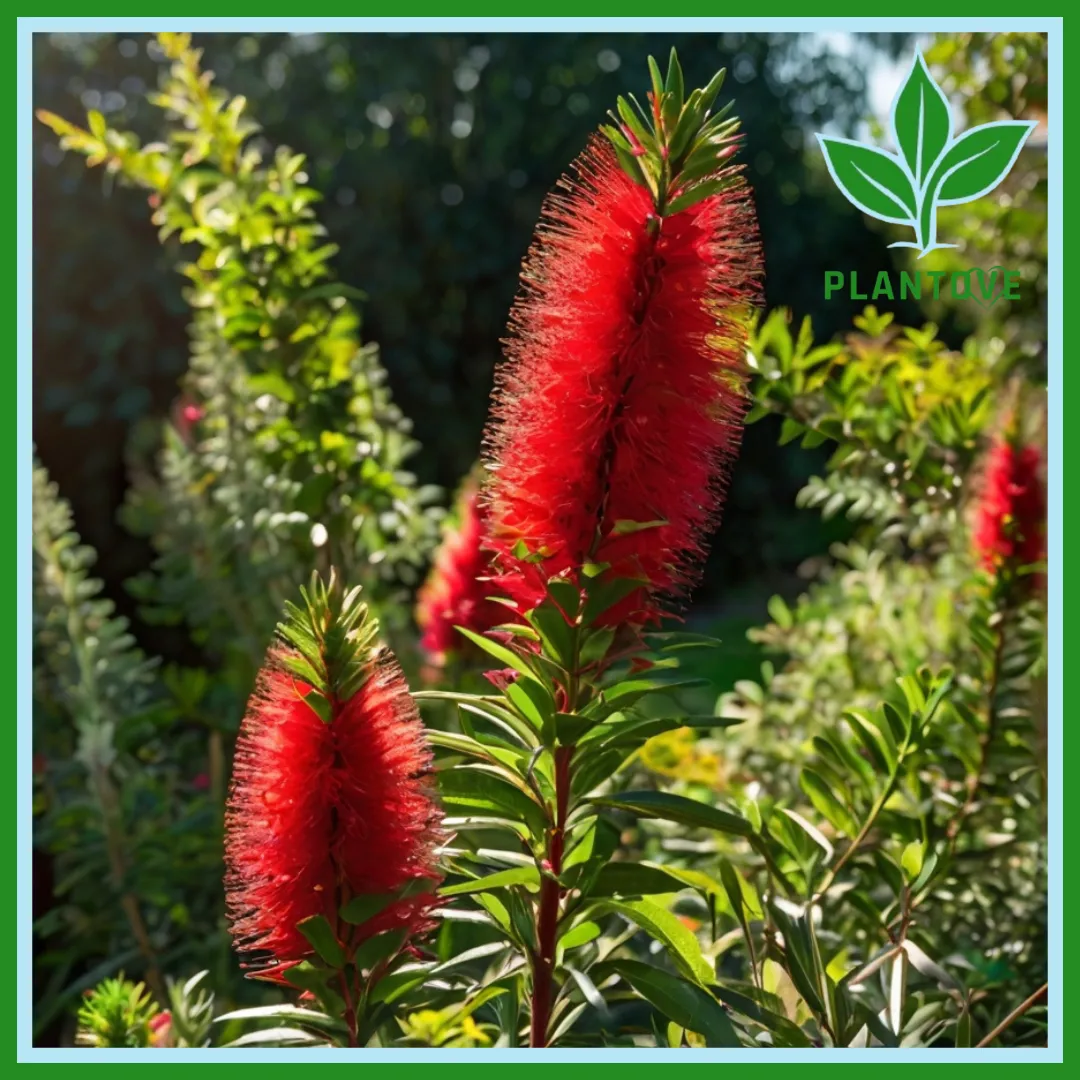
38, 32, 442, 682
75, 975, 162, 1048
910, 34, 1048, 367
648, 304, 1047, 1048
748, 306, 993, 549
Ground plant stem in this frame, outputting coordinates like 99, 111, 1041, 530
92, 765, 166, 1002
948, 614, 1006, 856
338, 969, 359, 1048
814, 768, 898, 901
975, 982, 1047, 1048
529, 745, 572, 1048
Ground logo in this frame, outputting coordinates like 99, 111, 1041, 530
816, 50, 1035, 260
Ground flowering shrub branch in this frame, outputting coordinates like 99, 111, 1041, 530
37, 32, 443, 677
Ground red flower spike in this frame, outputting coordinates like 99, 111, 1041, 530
149, 1011, 172, 1048
972, 438, 1046, 575
483, 137, 761, 626
224, 646, 442, 981
416, 477, 507, 666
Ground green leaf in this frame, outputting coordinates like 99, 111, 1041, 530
588, 861, 688, 898
891, 51, 952, 186
900, 841, 924, 882
611, 518, 668, 536
779, 417, 805, 446
665, 177, 732, 217
571, 748, 625, 800
280, 961, 343, 1017
555, 711, 592, 747
439, 865, 541, 897
370, 967, 431, 1006
590, 715, 739, 755
912, 849, 939, 893
454, 626, 545, 686
934, 121, 1036, 204
765, 900, 826, 1016
528, 603, 576, 668
800, 768, 859, 836
844, 708, 896, 773
222, 1027, 324, 1047
581, 573, 647, 626
586, 677, 707, 721
579, 627, 616, 666
340, 893, 394, 926
506, 676, 555, 735
599, 898, 713, 985
719, 862, 752, 941
427, 728, 517, 767
247, 370, 297, 404
711, 984, 812, 1047
664, 48, 684, 109
545, 578, 581, 619
955, 1006, 972, 1048
215, 1003, 344, 1036
438, 767, 547, 835
610, 960, 740, 1047
296, 915, 344, 968
593, 790, 753, 837
353, 929, 405, 973
474, 892, 514, 939
817, 137, 916, 224
558, 920, 602, 953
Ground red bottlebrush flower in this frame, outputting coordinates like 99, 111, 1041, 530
224, 647, 442, 981
483, 137, 761, 626
149, 1010, 172, 1048
972, 438, 1046, 573
415, 477, 506, 665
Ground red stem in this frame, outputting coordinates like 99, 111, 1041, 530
530, 746, 573, 1047
338, 969, 359, 1048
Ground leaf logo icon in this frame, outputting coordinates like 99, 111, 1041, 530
816, 50, 1036, 258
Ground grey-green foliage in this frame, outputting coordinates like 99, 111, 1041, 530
33, 455, 158, 774
33, 458, 227, 1040
166, 970, 217, 1048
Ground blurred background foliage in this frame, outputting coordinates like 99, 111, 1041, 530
35, 29, 916, 628
32, 30, 1048, 1048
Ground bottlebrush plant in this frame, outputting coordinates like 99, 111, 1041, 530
413, 50, 767, 1048
36, 40, 1049, 1053
218, 571, 445, 1047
